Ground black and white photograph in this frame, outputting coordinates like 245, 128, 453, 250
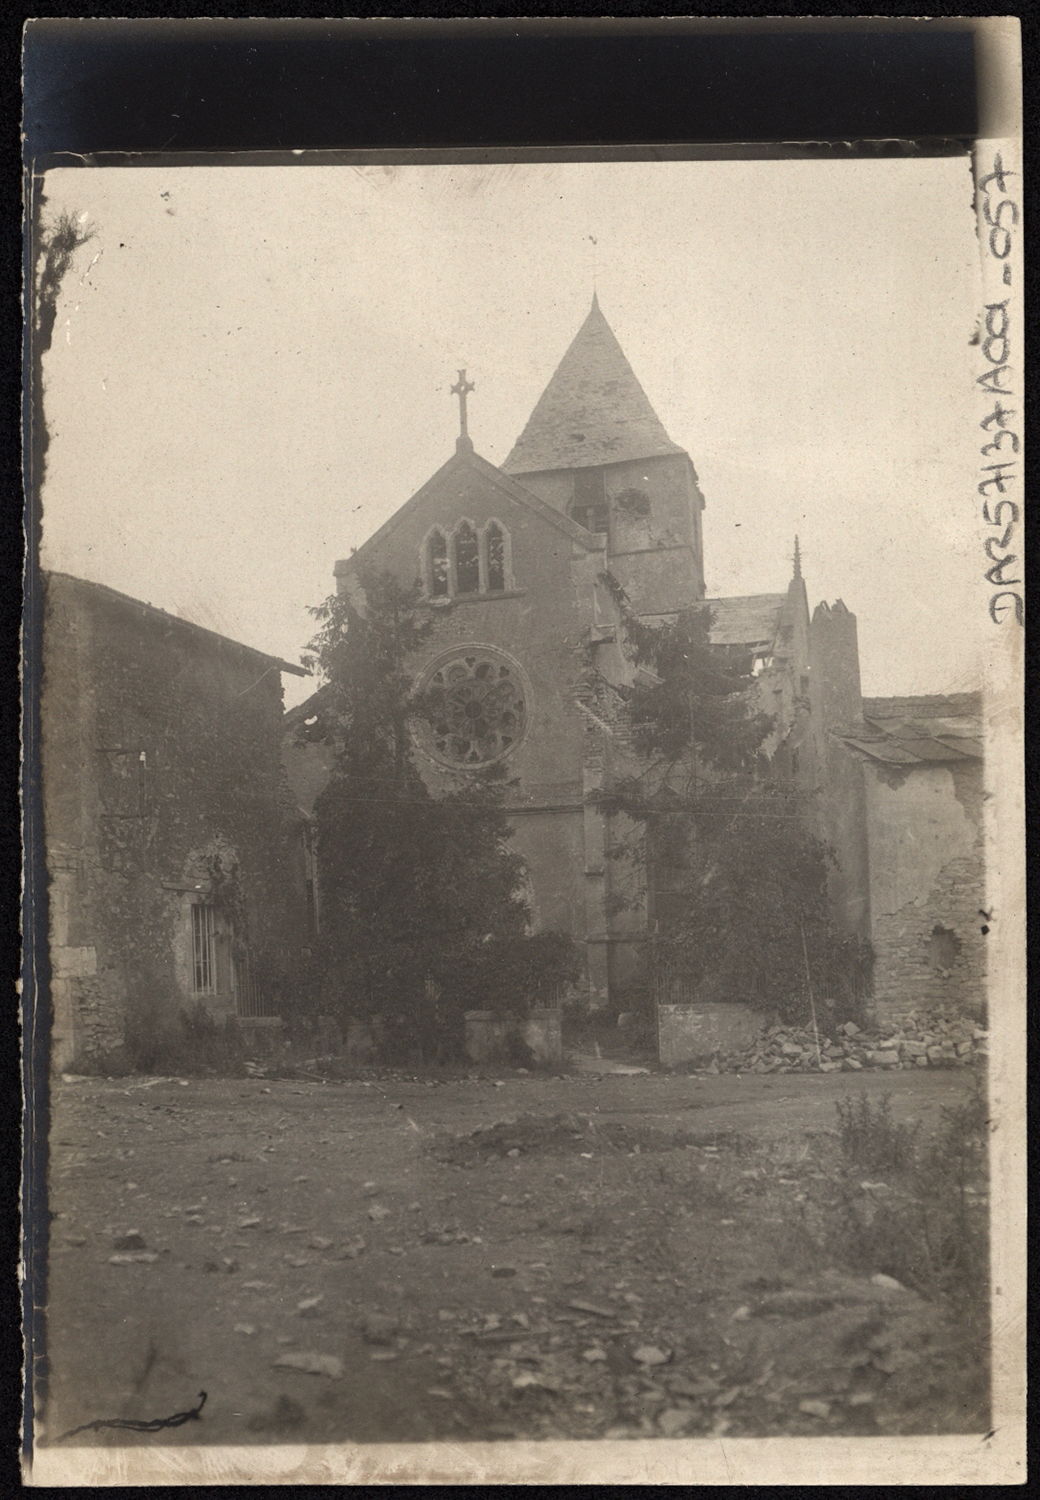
23, 22, 1024, 1489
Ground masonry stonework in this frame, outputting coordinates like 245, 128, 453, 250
42, 572, 310, 1071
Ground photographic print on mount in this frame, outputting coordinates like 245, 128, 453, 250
22, 17, 1024, 1489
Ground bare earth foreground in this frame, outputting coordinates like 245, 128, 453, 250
38, 1068, 989, 1449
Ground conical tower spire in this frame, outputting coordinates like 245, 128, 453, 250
793, 535, 802, 578
502, 299, 684, 476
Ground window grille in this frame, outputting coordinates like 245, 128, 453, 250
191, 903, 217, 994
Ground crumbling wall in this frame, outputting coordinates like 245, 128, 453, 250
865, 760, 986, 1025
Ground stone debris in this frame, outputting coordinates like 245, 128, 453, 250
633, 1345, 671, 1366
359, 1311, 399, 1345
234, 1323, 256, 1335
700, 1008, 986, 1076
870, 1273, 909, 1293
273, 1351, 344, 1379
297, 1295, 323, 1316
308, 1235, 333, 1251
367, 1203, 391, 1221
567, 1299, 617, 1319
108, 1251, 159, 1264
335, 1235, 367, 1259
798, 1399, 832, 1419
112, 1231, 147, 1251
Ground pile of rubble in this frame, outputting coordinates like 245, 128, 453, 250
710, 1011, 987, 1076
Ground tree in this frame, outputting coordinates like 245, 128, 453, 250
29, 207, 95, 503
599, 580, 870, 1026
297, 570, 579, 1061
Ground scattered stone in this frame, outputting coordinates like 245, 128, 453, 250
108, 1252, 159, 1265
335, 1236, 366, 1260
512, 1371, 559, 1391
633, 1346, 671, 1367
308, 1236, 333, 1251
234, 1323, 256, 1336
359, 1312, 399, 1345
369, 1350, 399, 1362
297, 1296, 323, 1316
669, 1376, 719, 1398
799, 1399, 831, 1419
731, 1306, 751, 1321
582, 1348, 608, 1362
491, 1265, 517, 1278
567, 1299, 617, 1319
273, 1351, 343, 1379
237, 1217, 261, 1229
367, 1204, 391, 1222
427, 1387, 454, 1399
755, 1290, 834, 1318
242, 1280, 271, 1290
112, 1231, 147, 1251
870, 1273, 908, 1293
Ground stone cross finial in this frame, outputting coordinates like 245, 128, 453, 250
451, 369, 475, 448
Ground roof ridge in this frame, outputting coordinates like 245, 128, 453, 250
339, 445, 599, 577
44, 570, 307, 675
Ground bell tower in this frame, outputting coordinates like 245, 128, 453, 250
501, 295, 706, 616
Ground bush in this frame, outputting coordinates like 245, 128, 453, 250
125, 998, 247, 1077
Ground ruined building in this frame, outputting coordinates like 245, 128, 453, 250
41, 572, 314, 1071
283, 298, 873, 1012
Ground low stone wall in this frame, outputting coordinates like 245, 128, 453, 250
657, 1002, 763, 1067
464, 1009, 563, 1066
523, 1009, 562, 1065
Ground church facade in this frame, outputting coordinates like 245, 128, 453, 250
284, 299, 871, 1010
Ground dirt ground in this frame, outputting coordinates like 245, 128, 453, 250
37, 1066, 989, 1449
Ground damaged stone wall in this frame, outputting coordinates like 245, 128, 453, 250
864, 758, 986, 1025
42, 574, 310, 1069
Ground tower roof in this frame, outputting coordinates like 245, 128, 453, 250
502, 296, 686, 475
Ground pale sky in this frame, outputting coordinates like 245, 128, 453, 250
37, 157, 986, 709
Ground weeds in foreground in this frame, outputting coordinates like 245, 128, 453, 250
835, 1092, 921, 1173
828, 1081, 989, 1308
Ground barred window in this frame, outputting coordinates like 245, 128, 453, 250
191, 902, 217, 994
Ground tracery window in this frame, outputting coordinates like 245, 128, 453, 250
420, 649, 528, 766
428, 530, 449, 597
453, 522, 480, 594
422, 520, 512, 599
485, 523, 506, 591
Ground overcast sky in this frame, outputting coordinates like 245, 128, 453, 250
38, 156, 986, 708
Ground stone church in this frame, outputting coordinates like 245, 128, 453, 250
284, 297, 872, 1010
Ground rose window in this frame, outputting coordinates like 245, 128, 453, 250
420, 650, 528, 766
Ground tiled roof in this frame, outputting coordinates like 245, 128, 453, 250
502, 297, 686, 475
705, 594, 787, 649
839, 692, 982, 766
